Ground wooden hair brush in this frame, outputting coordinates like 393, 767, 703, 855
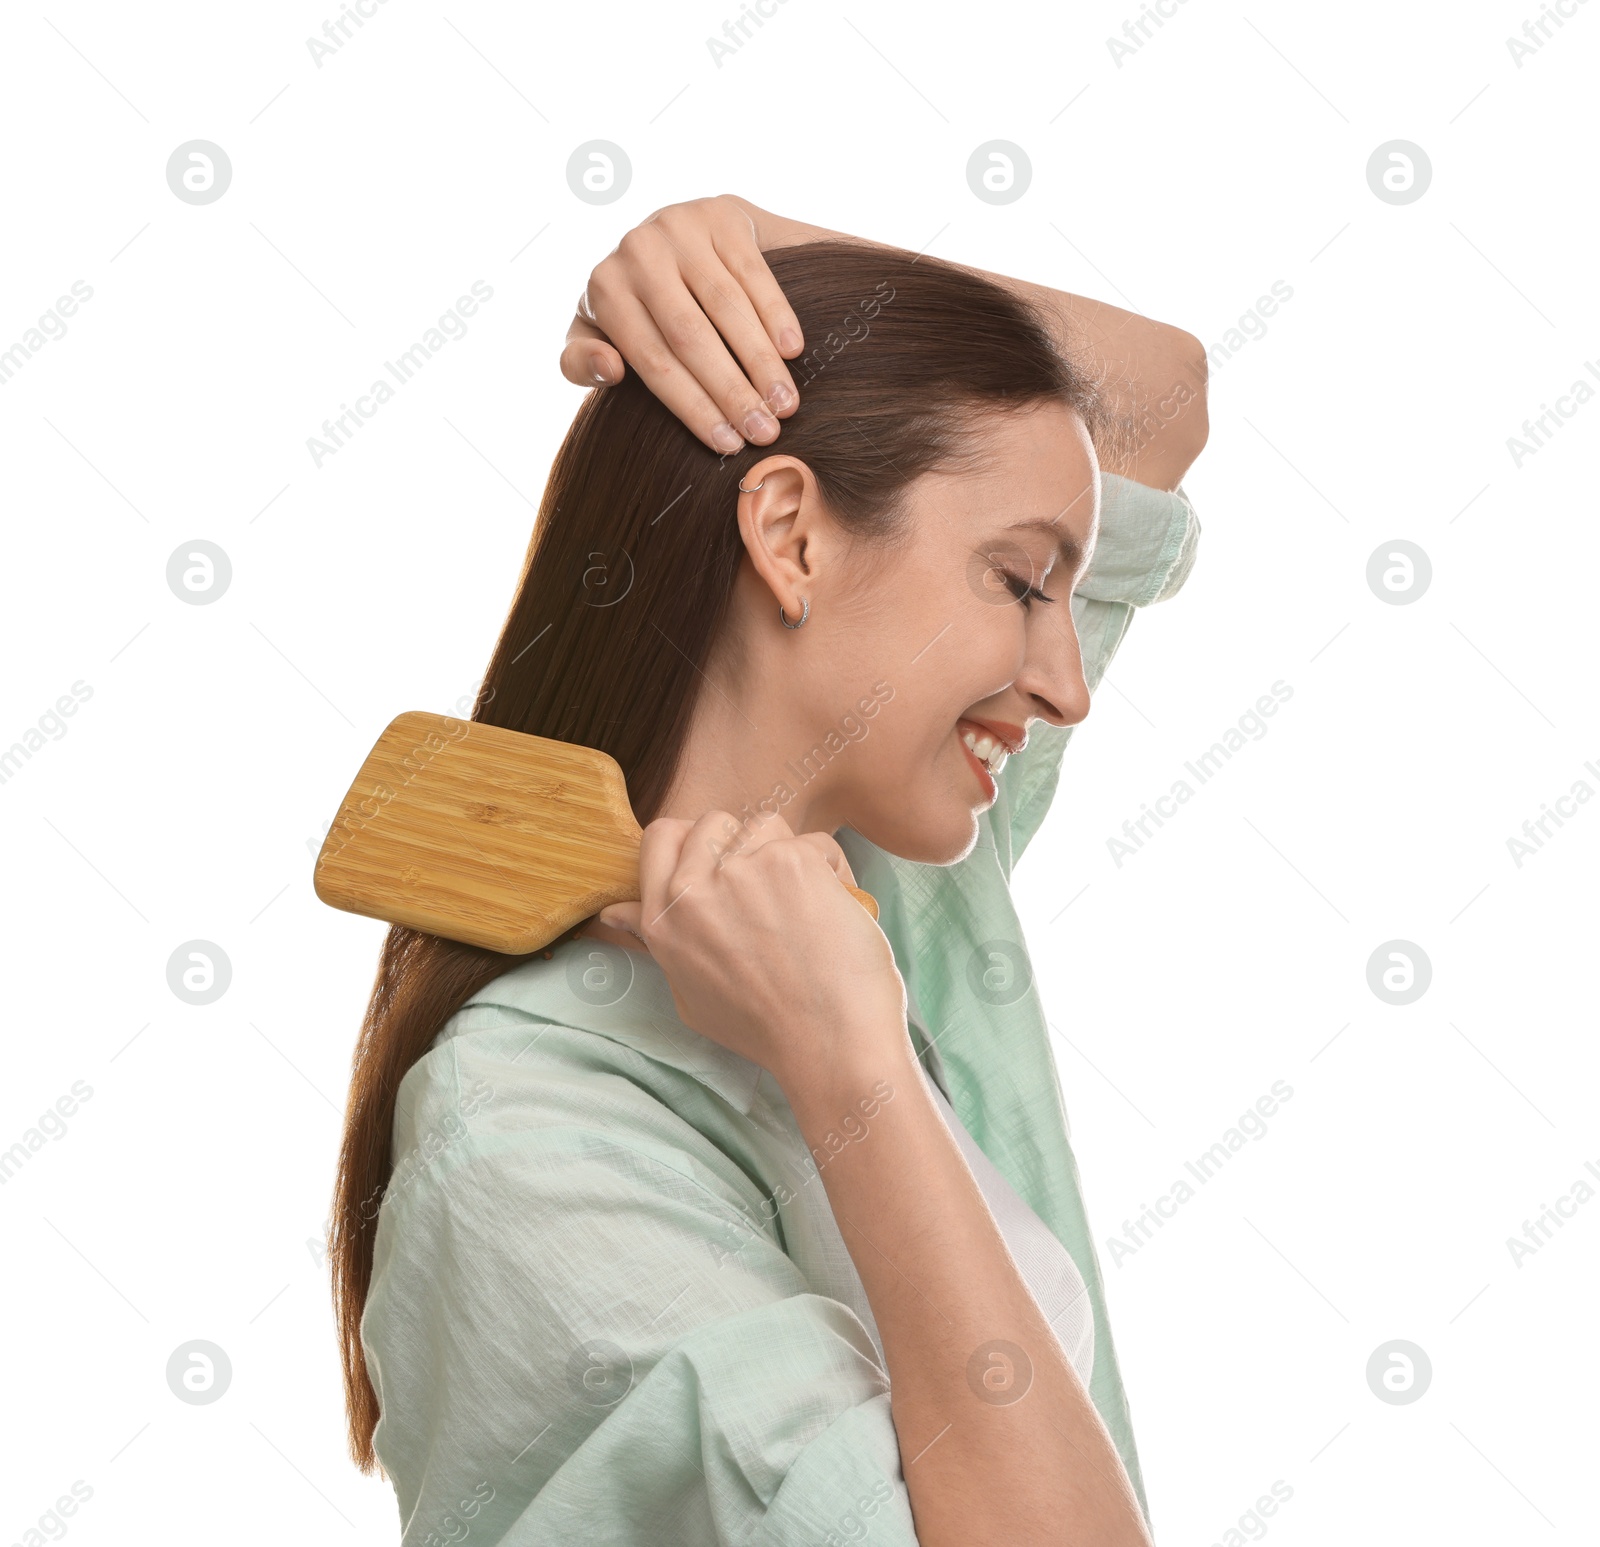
313, 711, 878, 954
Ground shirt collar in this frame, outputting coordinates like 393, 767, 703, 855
461, 936, 766, 1115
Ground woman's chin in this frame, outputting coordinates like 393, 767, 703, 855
851, 802, 983, 867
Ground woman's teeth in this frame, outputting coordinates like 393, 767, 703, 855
961, 728, 1009, 777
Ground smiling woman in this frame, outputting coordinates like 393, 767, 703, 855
641, 388, 1101, 865
333, 234, 1204, 1546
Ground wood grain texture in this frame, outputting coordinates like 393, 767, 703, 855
314, 711, 645, 954
314, 710, 877, 955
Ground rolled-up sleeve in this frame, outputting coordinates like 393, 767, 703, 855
363, 1045, 919, 1547
1000, 472, 1202, 867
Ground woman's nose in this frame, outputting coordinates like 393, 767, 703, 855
1018, 621, 1091, 729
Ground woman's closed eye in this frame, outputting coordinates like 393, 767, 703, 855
1003, 570, 1056, 608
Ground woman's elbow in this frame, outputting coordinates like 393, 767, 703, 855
1157, 326, 1210, 480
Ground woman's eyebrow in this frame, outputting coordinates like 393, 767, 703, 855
1004, 517, 1089, 574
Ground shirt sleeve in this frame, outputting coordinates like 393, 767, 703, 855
998, 472, 1201, 870
362, 1036, 919, 1547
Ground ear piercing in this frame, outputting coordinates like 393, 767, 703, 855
738, 475, 765, 492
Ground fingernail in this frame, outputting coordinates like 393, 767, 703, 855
779, 327, 802, 353
711, 422, 744, 454
743, 409, 779, 442
589, 356, 611, 385
767, 382, 796, 412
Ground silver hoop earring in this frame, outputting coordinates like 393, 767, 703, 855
738, 475, 765, 492
779, 597, 809, 629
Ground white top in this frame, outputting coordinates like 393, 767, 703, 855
918, 1061, 1096, 1391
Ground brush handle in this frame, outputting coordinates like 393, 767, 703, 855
845, 884, 880, 921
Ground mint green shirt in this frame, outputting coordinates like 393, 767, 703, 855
362, 473, 1201, 1545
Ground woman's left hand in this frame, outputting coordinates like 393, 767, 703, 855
560, 194, 807, 455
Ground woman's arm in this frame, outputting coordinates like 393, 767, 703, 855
600, 812, 1154, 1547
785, 1033, 1153, 1547
561, 193, 1208, 491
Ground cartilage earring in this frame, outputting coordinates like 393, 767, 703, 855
738, 475, 765, 492
779, 597, 809, 629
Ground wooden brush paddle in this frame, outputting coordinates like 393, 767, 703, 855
313, 710, 879, 955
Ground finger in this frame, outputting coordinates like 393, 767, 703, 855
560, 319, 626, 388
793, 830, 858, 890
678, 808, 796, 895
699, 812, 859, 905
627, 263, 788, 446
674, 249, 801, 420
710, 230, 806, 366
595, 899, 645, 940
636, 816, 696, 935
565, 312, 606, 346
702, 806, 796, 872
582, 292, 750, 454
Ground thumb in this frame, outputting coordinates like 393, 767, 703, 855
595, 899, 647, 944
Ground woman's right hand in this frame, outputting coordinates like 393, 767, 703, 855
606, 815, 1155, 1547
598, 811, 909, 1097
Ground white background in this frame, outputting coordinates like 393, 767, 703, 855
2, 0, 1595, 1542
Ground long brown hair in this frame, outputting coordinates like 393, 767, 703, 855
330, 241, 1106, 1470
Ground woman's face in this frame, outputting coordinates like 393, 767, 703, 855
708, 399, 1100, 867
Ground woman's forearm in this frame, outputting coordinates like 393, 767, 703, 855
782, 1037, 1152, 1547
742, 199, 1207, 491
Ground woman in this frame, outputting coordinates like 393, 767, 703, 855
333, 196, 1207, 1545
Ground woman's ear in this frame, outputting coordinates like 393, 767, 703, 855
735, 457, 818, 620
